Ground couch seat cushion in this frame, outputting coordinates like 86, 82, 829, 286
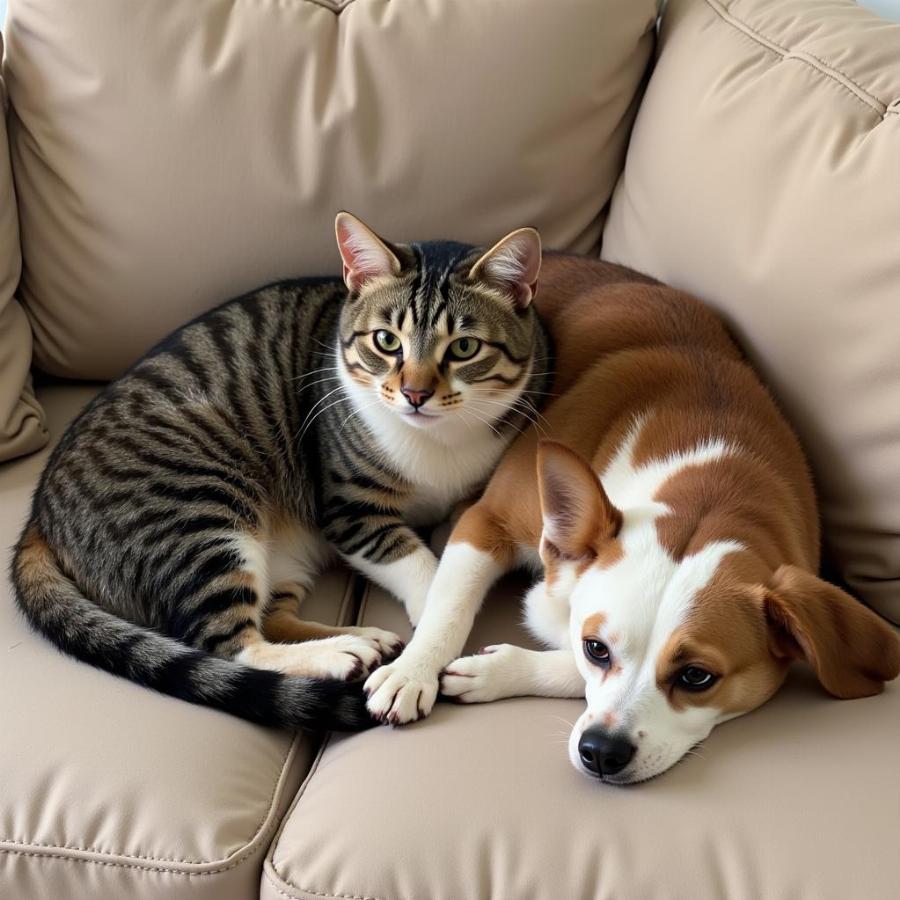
262, 575, 900, 900
0, 386, 357, 900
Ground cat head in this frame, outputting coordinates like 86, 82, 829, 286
334, 211, 543, 442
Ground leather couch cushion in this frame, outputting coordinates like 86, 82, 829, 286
261, 575, 900, 900
0, 386, 357, 900
3, 0, 656, 380
601, 0, 900, 622
0, 33, 46, 463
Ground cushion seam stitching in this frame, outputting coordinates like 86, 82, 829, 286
0, 845, 262, 877
266, 582, 388, 900
704, 0, 892, 115
268, 734, 368, 899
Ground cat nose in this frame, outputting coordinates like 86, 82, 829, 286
400, 386, 434, 409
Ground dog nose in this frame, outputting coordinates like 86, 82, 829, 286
578, 728, 636, 778
401, 386, 434, 409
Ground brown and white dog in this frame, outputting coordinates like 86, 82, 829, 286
364, 252, 900, 783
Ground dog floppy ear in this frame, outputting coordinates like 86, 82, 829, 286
537, 441, 621, 562
763, 565, 900, 698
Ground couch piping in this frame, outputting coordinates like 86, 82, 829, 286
704, 0, 897, 117
0, 569, 358, 873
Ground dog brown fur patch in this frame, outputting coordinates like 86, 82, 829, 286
581, 611, 607, 640
655, 563, 789, 715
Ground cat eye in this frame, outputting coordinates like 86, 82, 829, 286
447, 337, 481, 361
583, 639, 611, 669
374, 330, 402, 354
676, 666, 718, 692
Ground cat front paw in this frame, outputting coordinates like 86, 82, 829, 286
239, 634, 384, 681
363, 658, 439, 725
344, 626, 405, 660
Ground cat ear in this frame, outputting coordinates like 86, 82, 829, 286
334, 212, 402, 293
468, 227, 542, 309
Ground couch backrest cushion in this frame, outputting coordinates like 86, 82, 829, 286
0, 32, 46, 464
4, 0, 656, 380
602, 0, 900, 622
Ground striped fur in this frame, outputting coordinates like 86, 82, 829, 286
12, 226, 550, 732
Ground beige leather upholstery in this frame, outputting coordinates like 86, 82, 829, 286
0, 387, 357, 900
0, 32, 46, 464
602, 0, 900, 622
3, 0, 656, 380
4, 2, 899, 899
262, 576, 900, 900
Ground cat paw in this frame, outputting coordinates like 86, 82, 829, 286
239, 634, 385, 681
343, 626, 405, 660
363, 659, 439, 725
440, 645, 518, 703
291, 634, 384, 681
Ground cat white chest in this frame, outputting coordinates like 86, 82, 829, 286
340, 368, 514, 527
400, 432, 507, 527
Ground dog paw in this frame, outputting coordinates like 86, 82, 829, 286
364, 659, 439, 725
440, 644, 517, 703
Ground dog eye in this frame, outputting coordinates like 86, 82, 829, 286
677, 666, 717, 691
583, 639, 611, 669
447, 337, 481, 361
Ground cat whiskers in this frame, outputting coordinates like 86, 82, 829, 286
338, 396, 386, 434
295, 385, 349, 444
311, 338, 339, 354
519, 385, 558, 400
459, 406, 504, 440
293, 374, 343, 398
514, 395, 551, 435
290, 365, 341, 384
465, 391, 544, 436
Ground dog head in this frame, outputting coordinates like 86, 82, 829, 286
537, 440, 900, 784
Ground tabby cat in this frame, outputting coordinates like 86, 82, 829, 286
13, 212, 550, 731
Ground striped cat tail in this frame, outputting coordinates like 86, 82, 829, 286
11, 523, 373, 732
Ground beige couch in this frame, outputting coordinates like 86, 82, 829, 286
2, 1, 899, 898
